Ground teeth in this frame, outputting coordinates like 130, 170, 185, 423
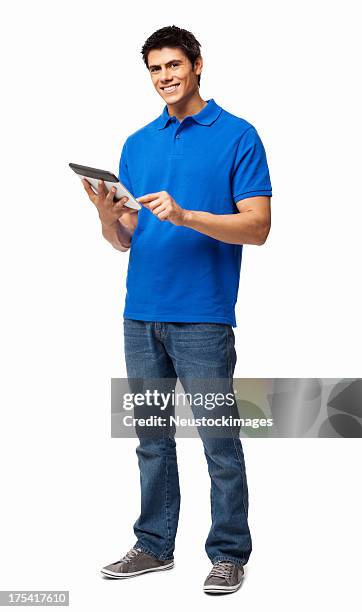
163, 84, 179, 92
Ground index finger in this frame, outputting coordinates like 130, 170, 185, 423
82, 178, 96, 196
137, 192, 161, 203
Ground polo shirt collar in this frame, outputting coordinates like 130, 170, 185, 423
157, 98, 222, 130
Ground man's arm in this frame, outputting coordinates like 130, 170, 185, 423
101, 212, 138, 252
182, 196, 271, 245
138, 192, 271, 246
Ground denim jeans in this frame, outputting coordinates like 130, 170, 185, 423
123, 318, 252, 567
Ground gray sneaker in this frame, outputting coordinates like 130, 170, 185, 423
101, 547, 174, 578
203, 561, 244, 594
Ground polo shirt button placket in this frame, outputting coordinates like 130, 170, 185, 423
174, 130, 183, 155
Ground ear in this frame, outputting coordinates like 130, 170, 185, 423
194, 55, 203, 76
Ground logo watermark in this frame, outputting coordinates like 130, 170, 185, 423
111, 378, 362, 438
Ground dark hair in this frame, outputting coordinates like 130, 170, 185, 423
141, 25, 202, 86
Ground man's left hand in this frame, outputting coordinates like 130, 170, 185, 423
137, 191, 187, 226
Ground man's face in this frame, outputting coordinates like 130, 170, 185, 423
147, 47, 202, 104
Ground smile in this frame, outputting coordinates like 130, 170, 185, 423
161, 84, 180, 93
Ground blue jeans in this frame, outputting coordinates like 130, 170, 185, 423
123, 319, 252, 567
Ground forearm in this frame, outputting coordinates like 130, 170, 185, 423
182, 210, 267, 245
101, 218, 134, 252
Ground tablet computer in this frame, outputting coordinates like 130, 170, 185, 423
69, 163, 141, 210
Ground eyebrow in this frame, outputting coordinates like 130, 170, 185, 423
148, 59, 182, 70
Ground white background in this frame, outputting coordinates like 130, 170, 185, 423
1, 0, 361, 609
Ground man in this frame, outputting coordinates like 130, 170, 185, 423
82, 25, 272, 594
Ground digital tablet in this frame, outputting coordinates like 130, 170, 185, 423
69, 163, 141, 210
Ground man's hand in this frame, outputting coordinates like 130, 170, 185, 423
82, 179, 137, 228
137, 191, 187, 226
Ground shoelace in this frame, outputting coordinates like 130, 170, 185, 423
208, 561, 234, 579
120, 548, 142, 564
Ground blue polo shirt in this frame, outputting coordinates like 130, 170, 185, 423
119, 98, 272, 327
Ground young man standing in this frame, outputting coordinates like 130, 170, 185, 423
83, 25, 272, 594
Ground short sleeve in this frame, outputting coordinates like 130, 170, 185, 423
231, 127, 272, 203
118, 139, 134, 193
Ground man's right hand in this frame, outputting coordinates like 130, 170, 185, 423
82, 178, 137, 228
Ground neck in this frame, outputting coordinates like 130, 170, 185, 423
167, 91, 207, 122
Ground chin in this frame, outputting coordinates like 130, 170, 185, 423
166, 96, 182, 104
163, 93, 185, 105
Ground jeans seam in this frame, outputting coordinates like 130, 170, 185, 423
232, 437, 249, 522
227, 326, 250, 541
159, 437, 172, 559
226, 327, 238, 438
210, 473, 215, 531
227, 326, 232, 380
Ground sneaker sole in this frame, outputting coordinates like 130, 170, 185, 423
101, 561, 174, 578
203, 581, 242, 594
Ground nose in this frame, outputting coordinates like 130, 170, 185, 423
160, 67, 173, 82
